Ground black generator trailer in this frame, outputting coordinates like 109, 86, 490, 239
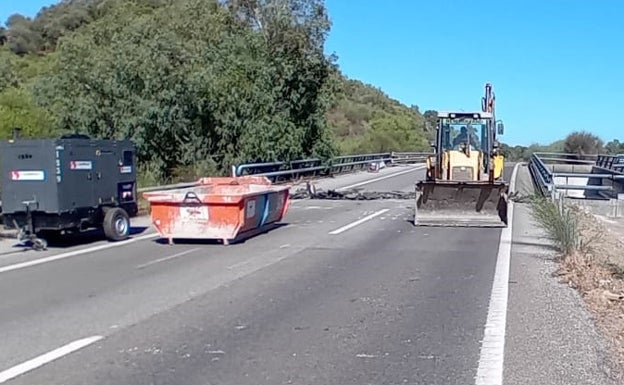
0, 134, 139, 250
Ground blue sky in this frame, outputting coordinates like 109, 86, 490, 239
2, 0, 623, 146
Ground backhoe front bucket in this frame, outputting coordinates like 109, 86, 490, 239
413, 180, 509, 227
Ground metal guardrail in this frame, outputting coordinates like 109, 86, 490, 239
527, 152, 555, 197
528, 151, 598, 165
137, 151, 432, 193
388, 152, 431, 164
596, 154, 624, 173
528, 152, 624, 200
233, 152, 391, 181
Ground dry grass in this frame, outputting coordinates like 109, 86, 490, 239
528, 196, 579, 255
538, 201, 624, 375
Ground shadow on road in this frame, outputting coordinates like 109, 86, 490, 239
2, 225, 150, 251
151, 222, 290, 246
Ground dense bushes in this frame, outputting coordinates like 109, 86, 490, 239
0, 0, 433, 185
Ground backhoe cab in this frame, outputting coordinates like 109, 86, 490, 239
415, 83, 509, 227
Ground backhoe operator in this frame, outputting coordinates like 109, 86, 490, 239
452, 126, 480, 149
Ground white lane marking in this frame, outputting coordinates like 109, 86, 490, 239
226, 260, 251, 270
0, 233, 159, 275
474, 162, 520, 385
329, 209, 390, 235
0, 335, 103, 383
335, 166, 425, 191
135, 248, 199, 269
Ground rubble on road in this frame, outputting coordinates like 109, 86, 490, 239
289, 186, 417, 200
289, 183, 534, 202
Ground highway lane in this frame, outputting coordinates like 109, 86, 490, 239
0, 164, 511, 384
0, 216, 157, 270
0, 166, 423, 369
0, 200, 401, 368
0, 164, 425, 270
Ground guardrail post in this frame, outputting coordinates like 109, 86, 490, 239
557, 189, 564, 215
326, 158, 334, 178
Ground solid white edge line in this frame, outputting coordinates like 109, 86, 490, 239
474, 162, 521, 385
135, 248, 199, 269
0, 232, 159, 275
0, 335, 103, 383
328, 209, 390, 235
335, 165, 425, 191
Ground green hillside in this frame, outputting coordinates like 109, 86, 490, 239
327, 74, 434, 154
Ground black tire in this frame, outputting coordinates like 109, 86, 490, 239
103, 207, 130, 242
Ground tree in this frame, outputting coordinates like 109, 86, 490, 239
5, 14, 42, 55
0, 87, 59, 139
0, 0, 435, 184
563, 130, 604, 155
0, 27, 7, 45
423, 110, 437, 132
605, 139, 624, 155
33, 0, 339, 181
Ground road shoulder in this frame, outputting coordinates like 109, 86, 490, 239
504, 163, 621, 384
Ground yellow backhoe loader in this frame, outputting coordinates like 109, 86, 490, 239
414, 83, 509, 227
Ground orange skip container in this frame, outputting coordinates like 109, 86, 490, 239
142, 176, 291, 245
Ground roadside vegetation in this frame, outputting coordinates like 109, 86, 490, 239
0, 0, 434, 188
530, 196, 624, 377
528, 196, 579, 255
526, 131, 624, 375
501, 130, 624, 162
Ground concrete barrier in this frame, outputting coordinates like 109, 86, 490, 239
567, 196, 624, 218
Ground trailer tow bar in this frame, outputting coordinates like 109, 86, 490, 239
15, 200, 47, 251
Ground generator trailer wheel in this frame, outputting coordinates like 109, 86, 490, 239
103, 207, 130, 242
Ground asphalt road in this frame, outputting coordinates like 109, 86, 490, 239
0, 164, 512, 384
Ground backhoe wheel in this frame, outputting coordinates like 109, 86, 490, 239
103, 207, 130, 242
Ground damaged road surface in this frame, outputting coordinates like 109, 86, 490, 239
291, 182, 520, 228
290, 184, 418, 200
